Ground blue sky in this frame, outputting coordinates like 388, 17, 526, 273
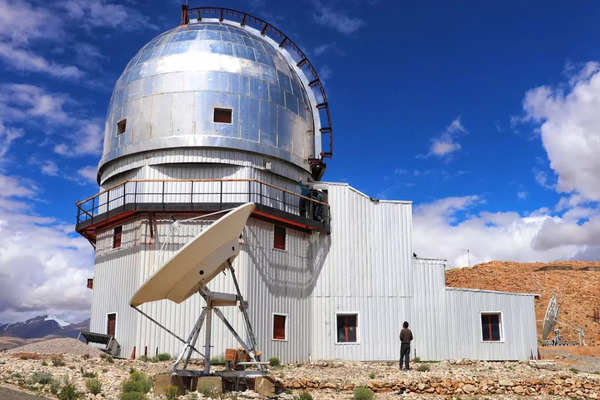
0, 0, 599, 323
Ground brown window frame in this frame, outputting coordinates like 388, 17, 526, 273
117, 119, 127, 135
113, 226, 122, 249
107, 313, 116, 337
273, 224, 286, 250
272, 313, 287, 341
336, 313, 358, 344
481, 312, 502, 342
213, 107, 233, 124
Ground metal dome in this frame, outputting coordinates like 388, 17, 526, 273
99, 19, 322, 176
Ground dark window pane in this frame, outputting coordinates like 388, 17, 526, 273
107, 313, 116, 337
274, 225, 285, 250
481, 313, 501, 341
214, 108, 232, 123
273, 315, 286, 340
113, 226, 122, 249
337, 314, 358, 343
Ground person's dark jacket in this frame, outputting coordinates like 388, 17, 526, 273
400, 328, 413, 344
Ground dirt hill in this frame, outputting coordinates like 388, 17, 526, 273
446, 261, 600, 346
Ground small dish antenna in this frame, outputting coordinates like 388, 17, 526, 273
541, 295, 559, 340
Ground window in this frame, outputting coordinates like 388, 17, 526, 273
272, 314, 287, 340
87, 278, 93, 289
481, 312, 502, 341
213, 107, 232, 123
274, 225, 286, 250
117, 119, 127, 135
107, 313, 116, 337
336, 313, 358, 343
113, 226, 122, 249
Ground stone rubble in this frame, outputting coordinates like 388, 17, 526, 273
0, 352, 599, 399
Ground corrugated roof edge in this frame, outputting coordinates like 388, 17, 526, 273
317, 182, 412, 204
446, 287, 540, 298
414, 256, 448, 262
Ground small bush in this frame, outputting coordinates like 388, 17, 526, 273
412, 356, 421, 363
197, 383, 216, 398
52, 356, 66, 367
138, 355, 150, 362
30, 371, 54, 385
41, 361, 48, 366
268, 357, 281, 367
20, 355, 29, 360
58, 380, 80, 400
82, 354, 90, 360
50, 380, 61, 394
156, 353, 171, 361
368, 372, 375, 379
210, 356, 226, 366
119, 392, 147, 400
569, 367, 579, 374
416, 364, 430, 372
82, 371, 97, 378
122, 370, 153, 394
164, 385, 178, 400
353, 386, 374, 400
100, 353, 114, 363
297, 391, 313, 400
86, 378, 102, 395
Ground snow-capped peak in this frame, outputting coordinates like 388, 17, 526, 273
45, 315, 70, 328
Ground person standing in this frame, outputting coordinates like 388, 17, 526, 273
399, 321, 413, 370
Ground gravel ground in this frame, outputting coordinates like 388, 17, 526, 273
6, 338, 103, 357
0, 386, 49, 400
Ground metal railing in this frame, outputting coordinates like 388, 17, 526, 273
76, 178, 329, 229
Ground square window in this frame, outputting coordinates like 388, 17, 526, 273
336, 313, 358, 343
214, 107, 232, 123
107, 313, 116, 337
117, 119, 127, 135
274, 225, 285, 250
481, 312, 502, 341
273, 314, 287, 340
113, 226, 122, 249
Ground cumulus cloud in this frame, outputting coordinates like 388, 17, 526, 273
422, 117, 467, 158
312, 7, 365, 34
58, 0, 158, 31
77, 165, 98, 183
413, 195, 598, 268
523, 61, 600, 201
54, 120, 103, 156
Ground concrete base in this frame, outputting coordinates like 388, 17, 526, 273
153, 373, 173, 395
254, 376, 275, 397
196, 376, 223, 395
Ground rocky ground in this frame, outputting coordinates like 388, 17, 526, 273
1, 340, 600, 399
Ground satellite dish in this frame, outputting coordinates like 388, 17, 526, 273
542, 295, 559, 340
130, 203, 255, 307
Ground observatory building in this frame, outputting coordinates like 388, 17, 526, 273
76, 7, 538, 362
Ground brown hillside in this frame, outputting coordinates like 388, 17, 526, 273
446, 261, 600, 346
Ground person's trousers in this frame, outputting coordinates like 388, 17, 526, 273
400, 343, 410, 370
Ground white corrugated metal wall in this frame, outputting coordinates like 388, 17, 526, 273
309, 183, 413, 360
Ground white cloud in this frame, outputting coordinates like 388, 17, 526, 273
413, 195, 599, 267
0, 120, 23, 161
0, 42, 83, 79
523, 61, 600, 201
41, 161, 59, 176
77, 165, 97, 183
425, 117, 467, 158
312, 7, 365, 34
54, 120, 103, 156
0, 172, 93, 323
58, 0, 158, 31
517, 191, 528, 200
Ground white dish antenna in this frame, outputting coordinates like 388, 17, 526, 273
130, 202, 255, 307
541, 294, 559, 340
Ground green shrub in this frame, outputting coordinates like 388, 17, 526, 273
122, 370, 153, 394
353, 386, 374, 400
30, 371, 53, 385
156, 353, 171, 361
297, 391, 313, 400
58, 380, 80, 400
197, 383, 216, 398
368, 372, 375, 379
209, 356, 226, 366
100, 353, 114, 363
412, 356, 421, 363
569, 367, 579, 374
416, 364, 430, 372
86, 378, 102, 395
164, 385, 178, 400
20, 355, 29, 360
268, 357, 281, 367
119, 392, 147, 400
41, 361, 48, 366
138, 355, 150, 362
50, 380, 61, 394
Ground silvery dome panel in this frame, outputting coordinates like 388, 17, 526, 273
100, 22, 317, 175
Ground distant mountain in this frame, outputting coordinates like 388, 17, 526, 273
0, 315, 90, 339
